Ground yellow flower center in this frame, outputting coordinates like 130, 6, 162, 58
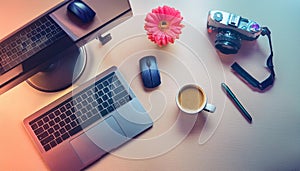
159, 20, 169, 31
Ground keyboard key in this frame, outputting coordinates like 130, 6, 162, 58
66, 103, 71, 109
37, 120, 43, 126
102, 94, 108, 101
31, 123, 38, 130
65, 124, 72, 131
82, 94, 88, 99
34, 127, 44, 135
60, 106, 66, 113
54, 110, 60, 116
44, 144, 51, 151
41, 135, 54, 146
124, 95, 132, 102
81, 108, 87, 114
48, 128, 54, 134
59, 121, 65, 127
43, 124, 50, 130
49, 120, 55, 126
113, 86, 124, 95
56, 137, 63, 144
59, 128, 66, 134
103, 87, 109, 93
61, 133, 70, 140
70, 114, 77, 120
38, 131, 49, 140
70, 107, 76, 113
108, 99, 114, 105
49, 113, 55, 119
50, 140, 57, 148
91, 108, 98, 115
100, 109, 109, 117
102, 102, 108, 108
54, 124, 59, 131
86, 111, 93, 118
81, 115, 87, 121
70, 121, 77, 128
54, 131, 60, 138
86, 104, 92, 111
91, 101, 98, 107
65, 118, 71, 124
65, 110, 72, 116
87, 97, 93, 103
60, 113, 66, 120
82, 100, 88, 106
107, 106, 114, 113
69, 126, 83, 137
113, 102, 120, 109
54, 117, 60, 123
76, 95, 83, 102
114, 91, 129, 102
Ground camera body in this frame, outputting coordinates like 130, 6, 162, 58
207, 10, 262, 54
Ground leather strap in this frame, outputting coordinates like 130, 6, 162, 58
231, 27, 275, 91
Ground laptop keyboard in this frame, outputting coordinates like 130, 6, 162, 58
29, 72, 132, 152
0, 15, 67, 74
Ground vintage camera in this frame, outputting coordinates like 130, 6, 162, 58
207, 10, 262, 54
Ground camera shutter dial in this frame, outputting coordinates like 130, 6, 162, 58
213, 12, 223, 22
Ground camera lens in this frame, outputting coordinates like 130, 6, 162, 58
215, 30, 241, 54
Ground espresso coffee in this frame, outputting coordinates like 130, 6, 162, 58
178, 86, 204, 111
176, 84, 216, 114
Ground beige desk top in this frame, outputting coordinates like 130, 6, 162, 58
1, 0, 300, 170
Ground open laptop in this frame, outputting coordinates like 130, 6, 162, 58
23, 66, 153, 171
0, 0, 133, 94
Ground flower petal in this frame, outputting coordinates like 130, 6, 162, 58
144, 5, 183, 47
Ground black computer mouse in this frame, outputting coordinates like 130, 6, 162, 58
67, 0, 96, 23
139, 56, 161, 89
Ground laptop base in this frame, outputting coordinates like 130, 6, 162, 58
26, 45, 87, 92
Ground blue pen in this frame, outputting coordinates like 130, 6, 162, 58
221, 83, 252, 123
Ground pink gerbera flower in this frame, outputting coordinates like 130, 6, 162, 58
144, 5, 184, 47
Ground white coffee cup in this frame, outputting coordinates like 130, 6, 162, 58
176, 84, 216, 114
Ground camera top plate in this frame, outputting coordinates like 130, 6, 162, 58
207, 10, 262, 40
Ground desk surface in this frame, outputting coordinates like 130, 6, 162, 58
1, 0, 300, 170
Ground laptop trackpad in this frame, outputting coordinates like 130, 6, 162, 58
70, 116, 128, 164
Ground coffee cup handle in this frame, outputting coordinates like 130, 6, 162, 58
204, 103, 216, 113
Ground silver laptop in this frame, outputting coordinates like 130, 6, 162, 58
23, 66, 153, 171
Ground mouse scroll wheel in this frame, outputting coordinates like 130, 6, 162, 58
146, 60, 151, 67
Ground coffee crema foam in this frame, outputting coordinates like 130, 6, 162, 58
178, 86, 204, 111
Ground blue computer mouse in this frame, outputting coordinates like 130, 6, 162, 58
67, 0, 96, 23
139, 56, 161, 88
